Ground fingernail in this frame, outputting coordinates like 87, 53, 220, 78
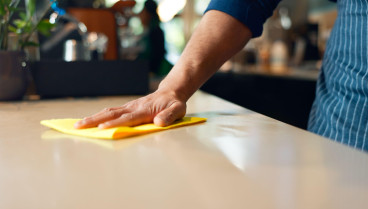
74, 122, 82, 128
98, 123, 107, 129
74, 119, 85, 127
154, 117, 166, 127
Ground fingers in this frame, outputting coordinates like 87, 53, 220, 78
98, 111, 151, 129
74, 93, 188, 129
154, 102, 186, 127
74, 107, 127, 129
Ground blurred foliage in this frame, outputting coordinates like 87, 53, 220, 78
0, 0, 55, 50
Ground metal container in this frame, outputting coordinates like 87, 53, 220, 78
63, 39, 91, 62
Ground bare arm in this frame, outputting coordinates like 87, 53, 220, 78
160, 10, 252, 101
75, 10, 252, 129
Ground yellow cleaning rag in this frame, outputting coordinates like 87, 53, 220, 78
41, 117, 206, 140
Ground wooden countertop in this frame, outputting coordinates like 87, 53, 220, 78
0, 91, 367, 209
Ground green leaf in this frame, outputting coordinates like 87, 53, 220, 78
37, 20, 54, 36
19, 12, 27, 21
0, 3, 10, 15
8, 25, 17, 33
23, 25, 32, 34
1, 0, 54, 50
0, 6, 5, 16
13, 19, 27, 29
26, 0, 36, 18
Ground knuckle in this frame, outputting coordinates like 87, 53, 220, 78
164, 112, 174, 122
125, 102, 137, 110
123, 112, 132, 120
170, 102, 186, 118
83, 117, 95, 124
103, 107, 114, 112
129, 113, 135, 121
172, 101, 186, 110
141, 101, 152, 110
120, 113, 133, 121
104, 108, 120, 118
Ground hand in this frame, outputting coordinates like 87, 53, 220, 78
74, 10, 251, 130
74, 89, 187, 129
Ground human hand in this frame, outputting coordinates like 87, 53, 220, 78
74, 89, 187, 129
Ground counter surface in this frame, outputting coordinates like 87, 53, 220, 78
0, 91, 367, 209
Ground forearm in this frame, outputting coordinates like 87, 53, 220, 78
158, 10, 252, 101
75, 3, 276, 129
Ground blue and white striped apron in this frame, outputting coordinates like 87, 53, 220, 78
308, 0, 368, 151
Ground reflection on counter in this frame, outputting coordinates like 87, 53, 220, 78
42, 130, 145, 150
201, 70, 317, 130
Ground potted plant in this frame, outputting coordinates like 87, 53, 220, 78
0, 0, 57, 100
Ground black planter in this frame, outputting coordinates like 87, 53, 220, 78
0, 51, 28, 100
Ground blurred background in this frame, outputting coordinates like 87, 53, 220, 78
27, 0, 338, 129
31, 0, 337, 70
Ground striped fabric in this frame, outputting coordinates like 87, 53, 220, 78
205, 0, 368, 151
308, 0, 368, 151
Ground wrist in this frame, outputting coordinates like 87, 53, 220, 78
157, 81, 190, 102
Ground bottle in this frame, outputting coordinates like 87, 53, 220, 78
270, 40, 288, 74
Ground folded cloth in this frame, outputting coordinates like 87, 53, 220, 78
41, 117, 207, 140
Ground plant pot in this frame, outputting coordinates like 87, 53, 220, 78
0, 51, 28, 101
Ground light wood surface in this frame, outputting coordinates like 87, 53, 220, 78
0, 91, 367, 209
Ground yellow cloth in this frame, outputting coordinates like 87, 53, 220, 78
41, 117, 206, 140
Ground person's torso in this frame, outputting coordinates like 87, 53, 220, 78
308, 0, 368, 151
